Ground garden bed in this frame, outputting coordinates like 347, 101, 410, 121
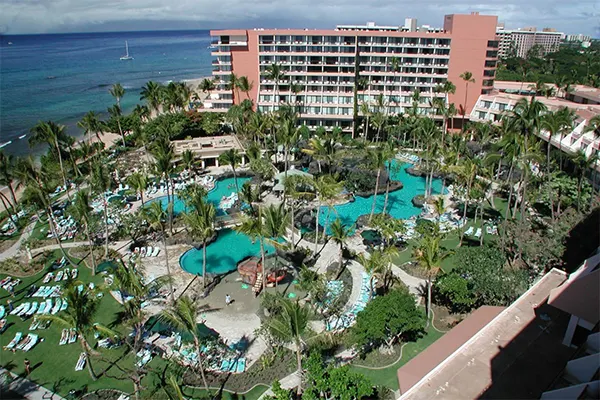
182, 350, 296, 392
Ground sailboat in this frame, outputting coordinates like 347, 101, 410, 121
120, 41, 133, 61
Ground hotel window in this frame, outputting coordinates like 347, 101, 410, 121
487, 40, 499, 48
483, 69, 495, 77
484, 60, 497, 68
486, 50, 498, 58
482, 79, 494, 87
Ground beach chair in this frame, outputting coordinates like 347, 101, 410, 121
5, 332, 22, 350
22, 334, 38, 352
464, 226, 474, 236
17, 303, 31, 317
68, 329, 77, 344
42, 299, 53, 314
24, 302, 38, 317
474, 228, 482, 238
59, 329, 69, 345
0, 305, 4, 319
55, 271, 64, 282
36, 301, 47, 314
151, 247, 160, 257
71, 269, 78, 279
60, 299, 68, 312
51, 298, 62, 314
75, 352, 86, 371
43, 273, 53, 284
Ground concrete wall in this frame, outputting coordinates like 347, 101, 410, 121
229, 31, 260, 107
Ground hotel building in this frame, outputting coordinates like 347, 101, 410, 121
470, 81, 600, 171
496, 27, 564, 58
207, 13, 499, 132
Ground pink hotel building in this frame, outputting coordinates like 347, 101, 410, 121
208, 13, 499, 132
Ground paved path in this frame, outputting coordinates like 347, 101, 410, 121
0, 368, 66, 400
391, 265, 426, 296
0, 221, 36, 262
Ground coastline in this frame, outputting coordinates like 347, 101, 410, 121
0, 75, 215, 213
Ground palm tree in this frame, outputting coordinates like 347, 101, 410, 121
329, 218, 350, 275
152, 138, 176, 233
510, 97, 548, 149
266, 299, 311, 395
358, 248, 395, 294
227, 73, 240, 104
159, 296, 209, 390
127, 172, 148, 206
106, 104, 126, 147
29, 121, 71, 200
278, 118, 300, 195
302, 136, 337, 173
140, 81, 163, 115
263, 203, 290, 273
70, 190, 97, 275
78, 111, 103, 144
111, 264, 168, 400
145, 202, 176, 303
91, 161, 112, 257
236, 76, 254, 103
284, 174, 315, 250
413, 233, 453, 325
40, 284, 108, 380
235, 207, 267, 294
452, 155, 478, 246
184, 197, 216, 288
0, 151, 18, 215
198, 78, 216, 96
181, 150, 195, 175
265, 63, 286, 111
312, 175, 344, 254
459, 71, 475, 131
110, 83, 125, 106
218, 148, 242, 193
571, 150, 598, 212
368, 148, 387, 223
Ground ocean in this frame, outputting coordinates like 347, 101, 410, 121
0, 30, 214, 156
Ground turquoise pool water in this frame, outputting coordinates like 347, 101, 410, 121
179, 228, 275, 276
149, 176, 251, 215
319, 162, 444, 231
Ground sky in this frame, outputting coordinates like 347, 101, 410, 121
0, 0, 599, 37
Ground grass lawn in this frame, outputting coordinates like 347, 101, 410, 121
350, 327, 445, 390
0, 250, 147, 397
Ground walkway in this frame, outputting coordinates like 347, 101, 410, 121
0, 221, 36, 262
0, 368, 66, 400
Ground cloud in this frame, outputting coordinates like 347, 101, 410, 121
0, 0, 598, 36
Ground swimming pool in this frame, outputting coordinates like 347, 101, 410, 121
179, 228, 275, 276
149, 176, 251, 215
319, 162, 444, 230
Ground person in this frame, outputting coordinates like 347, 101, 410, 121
7, 299, 13, 313
225, 294, 231, 306
24, 359, 30, 376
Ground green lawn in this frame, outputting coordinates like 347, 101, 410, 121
350, 327, 445, 390
182, 384, 269, 400
0, 250, 143, 397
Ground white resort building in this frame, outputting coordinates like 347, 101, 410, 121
470, 81, 600, 171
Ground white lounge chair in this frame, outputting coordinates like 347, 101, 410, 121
474, 228, 482, 238
5, 332, 22, 350
75, 352, 86, 371
21, 334, 38, 352
151, 247, 160, 257
464, 226, 474, 236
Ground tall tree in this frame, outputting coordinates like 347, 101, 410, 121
140, 81, 163, 115
127, 172, 148, 206
159, 296, 209, 390
236, 76, 254, 103
29, 121, 71, 200
329, 218, 350, 276
145, 202, 175, 303
235, 206, 268, 293
413, 232, 453, 325
313, 175, 344, 253
459, 71, 475, 131
184, 196, 216, 288
41, 284, 109, 381
0, 151, 18, 215
368, 148, 387, 223
70, 190, 98, 275
77, 111, 103, 145
266, 299, 312, 395
91, 160, 112, 257
265, 63, 286, 112
218, 148, 242, 193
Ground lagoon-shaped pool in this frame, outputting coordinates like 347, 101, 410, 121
319, 161, 444, 231
149, 176, 251, 216
179, 228, 275, 276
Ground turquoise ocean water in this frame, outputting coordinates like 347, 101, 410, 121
0, 30, 213, 155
